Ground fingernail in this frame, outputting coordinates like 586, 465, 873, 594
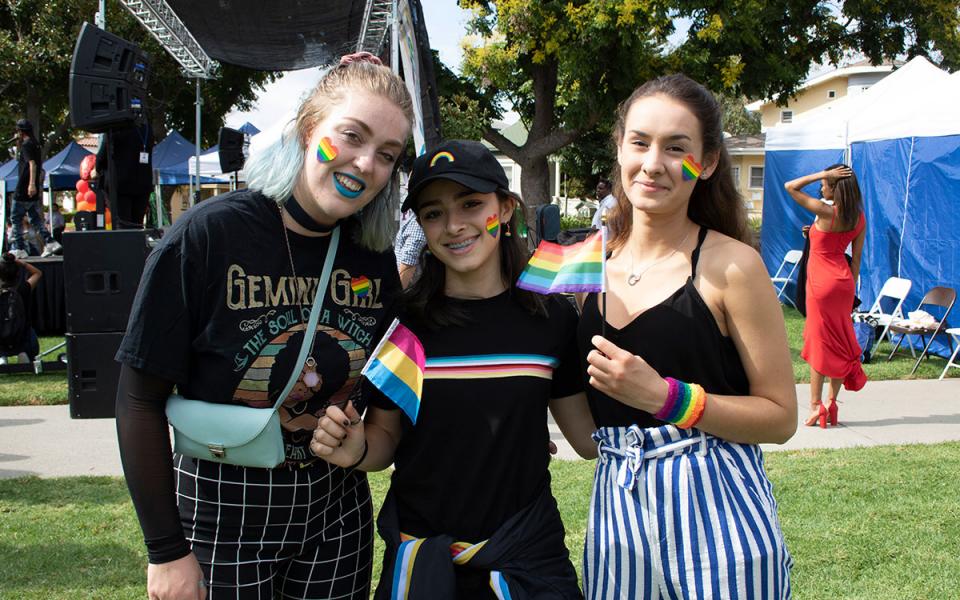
342, 419, 350, 428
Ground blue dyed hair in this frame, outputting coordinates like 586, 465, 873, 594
246, 61, 413, 252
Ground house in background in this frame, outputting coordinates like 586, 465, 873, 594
725, 133, 766, 216
735, 60, 899, 217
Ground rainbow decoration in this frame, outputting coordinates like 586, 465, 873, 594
361, 319, 425, 423
391, 537, 425, 600
429, 151, 455, 167
517, 230, 605, 294
489, 571, 513, 600
424, 354, 557, 380
316, 136, 338, 162
485, 214, 500, 238
681, 154, 702, 181
351, 275, 371, 298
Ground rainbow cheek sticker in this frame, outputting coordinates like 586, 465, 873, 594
681, 154, 702, 181
351, 275, 371, 298
317, 137, 338, 162
485, 214, 500, 238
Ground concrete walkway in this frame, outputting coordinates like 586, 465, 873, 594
2, 378, 959, 478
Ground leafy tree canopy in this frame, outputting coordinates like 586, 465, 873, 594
457, 0, 960, 206
0, 0, 276, 158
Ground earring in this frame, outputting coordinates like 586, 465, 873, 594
504, 222, 512, 237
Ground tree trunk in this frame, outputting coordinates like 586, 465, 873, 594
517, 154, 551, 243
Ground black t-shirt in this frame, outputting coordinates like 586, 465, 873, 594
117, 189, 401, 464
15, 138, 41, 201
371, 292, 581, 542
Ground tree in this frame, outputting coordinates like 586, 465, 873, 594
457, 0, 960, 214
719, 95, 761, 136
0, 1, 276, 159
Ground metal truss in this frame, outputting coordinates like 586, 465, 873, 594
357, 0, 393, 55
120, 0, 217, 78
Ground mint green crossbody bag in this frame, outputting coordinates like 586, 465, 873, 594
165, 225, 340, 469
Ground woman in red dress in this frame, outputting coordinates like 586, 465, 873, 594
785, 164, 867, 427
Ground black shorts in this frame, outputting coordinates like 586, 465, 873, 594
175, 454, 373, 599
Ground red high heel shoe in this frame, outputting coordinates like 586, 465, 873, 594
827, 398, 838, 427
804, 402, 827, 427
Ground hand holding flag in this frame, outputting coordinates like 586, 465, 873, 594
361, 319, 425, 423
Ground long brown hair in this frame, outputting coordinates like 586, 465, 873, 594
825, 163, 863, 230
404, 189, 546, 329
606, 74, 751, 251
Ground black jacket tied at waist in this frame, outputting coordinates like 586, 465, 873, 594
374, 480, 582, 600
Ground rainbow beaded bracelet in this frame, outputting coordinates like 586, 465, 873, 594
653, 377, 707, 429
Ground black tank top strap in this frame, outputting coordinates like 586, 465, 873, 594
689, 225, 709, 278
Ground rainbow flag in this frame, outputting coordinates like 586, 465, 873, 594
517, 230, 606, 294
361, 319, 425, 423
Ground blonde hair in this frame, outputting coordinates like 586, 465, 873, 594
246, 61, 414, 251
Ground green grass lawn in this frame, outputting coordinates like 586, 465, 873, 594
2, 443, 958, 599
0, 337, 69, 406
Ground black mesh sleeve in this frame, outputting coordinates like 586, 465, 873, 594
115, 364, 191, 564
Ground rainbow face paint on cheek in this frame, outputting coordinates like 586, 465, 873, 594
485, 214, 500, 238
316, 137, 338, 162
681, 154, 702, 181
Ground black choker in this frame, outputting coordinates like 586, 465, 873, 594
283, 197, 338, 233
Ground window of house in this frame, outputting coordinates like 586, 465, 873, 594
827, 89, 836, 99
780, 110, 793, 123
749, 166, 764, 189
731, 166, 741, 190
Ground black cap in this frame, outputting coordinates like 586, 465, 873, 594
402, 140, 509, 212
15, 119, 32, 132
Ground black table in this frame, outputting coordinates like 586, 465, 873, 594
23, 257, 65, 336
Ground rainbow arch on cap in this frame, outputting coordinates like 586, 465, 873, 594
429, 151, 455, 167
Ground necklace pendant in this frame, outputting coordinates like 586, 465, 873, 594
627, 273, 641, 286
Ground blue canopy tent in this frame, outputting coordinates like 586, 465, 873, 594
154, 130, 221, 185
42, 141, 93, 190
762, 58, 960, 358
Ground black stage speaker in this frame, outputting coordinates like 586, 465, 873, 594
67, 332, 124, 418
70, 22, 151, 132
63, 230, 149, 333
218, 127, 247, 172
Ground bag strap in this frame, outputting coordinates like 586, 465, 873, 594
269, 226, 341, 412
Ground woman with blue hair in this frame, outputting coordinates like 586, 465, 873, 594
115, 53, 412, 599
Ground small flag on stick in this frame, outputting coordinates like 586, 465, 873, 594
361, 319, 425, 423
517, 230, 606, 294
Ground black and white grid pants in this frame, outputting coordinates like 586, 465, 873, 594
175, 454, 373, 599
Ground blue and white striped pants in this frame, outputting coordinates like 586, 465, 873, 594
584, 424, 792, 600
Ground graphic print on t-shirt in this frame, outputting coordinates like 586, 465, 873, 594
424, 354, 558, 380
225, 263, 388, 463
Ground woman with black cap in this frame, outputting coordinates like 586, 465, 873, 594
311, 139, 596, 599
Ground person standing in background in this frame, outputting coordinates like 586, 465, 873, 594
394, 208, 426, 288
9, 120, 60, 258
95, 119, 155, 229
784, 164, 867, 428
591, 178, 615, 230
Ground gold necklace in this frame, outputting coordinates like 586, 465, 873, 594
627, 227, 692, 286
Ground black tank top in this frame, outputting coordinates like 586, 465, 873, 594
577, 227, 750, 428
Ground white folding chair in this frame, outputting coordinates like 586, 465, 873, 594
771, 249, 803, 307
939, 328, 960, 380
863, 276, 913, 355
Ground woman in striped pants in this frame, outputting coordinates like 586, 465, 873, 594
578, 74, 797, 599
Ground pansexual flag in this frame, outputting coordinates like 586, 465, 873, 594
517, 229, 606, 294
361, 319, 425, 423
